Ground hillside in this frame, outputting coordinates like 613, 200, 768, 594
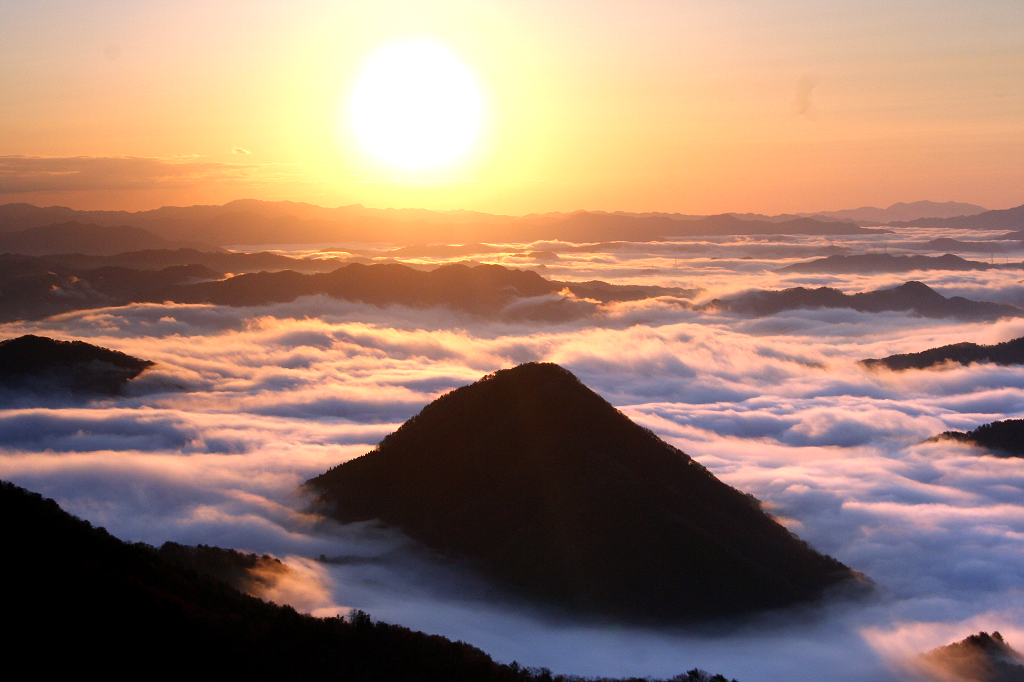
305, 363, 862, 624
0, 334, 153, 395
0, 479, 736, 680
861, 336, 1024, 371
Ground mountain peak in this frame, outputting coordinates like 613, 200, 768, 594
306, 362, 862, 623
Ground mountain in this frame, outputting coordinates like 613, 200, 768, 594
934, 420, 1024, 458
0, 258, 695, 324
0, 221, 213, 255
540, 213, 885, 243
918, 632, 1024, 681
861, 337, 1024, 371
777, 253, 1017, 274
705, 281, 1023, 321
1, 248, 353, 275
0, 259, 221, 322
1, 480, 736, 680
152, 263, 696, 316
889, 203, 1024, 230
801, 201, 988, 225
0, 201, 888, 246
913, 238, 1022, 253
305, 363, 862, 624
0, 335, 152, 395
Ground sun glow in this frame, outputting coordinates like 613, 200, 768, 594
349, 40, 484, 171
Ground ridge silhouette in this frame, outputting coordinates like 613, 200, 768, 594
862, 336, 1024, 371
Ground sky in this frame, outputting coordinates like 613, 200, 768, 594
1, 0, 1022, 214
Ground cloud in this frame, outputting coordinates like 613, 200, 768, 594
0, 230, 1023, 680
0, 155, 271, 194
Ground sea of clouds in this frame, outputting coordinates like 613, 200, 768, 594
1, 227, 1023, 681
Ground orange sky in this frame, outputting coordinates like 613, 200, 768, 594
1, 0, 1022, 214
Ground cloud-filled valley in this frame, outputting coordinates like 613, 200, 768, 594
2, 225, 1024, 681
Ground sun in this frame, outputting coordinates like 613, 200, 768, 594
349, 40, 484, 171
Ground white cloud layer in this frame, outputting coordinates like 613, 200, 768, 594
2, 229, 1023, 681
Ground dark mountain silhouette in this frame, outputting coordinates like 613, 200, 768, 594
890, 203, 1024, 230
0, 259, 221, 322
0, 201, 888, 246
0, 335, 152, 395
305, 363, 862, 624
861, 337, 1024, 371
0, 258, 694, 323
0, 221, 214, 255
0, 480, 735, 680
934, 420, 1024, 458
706, 281, 1023, 321
919, 631, 1024, 681
777, 253, 1017, 274
150, 263, 694, 321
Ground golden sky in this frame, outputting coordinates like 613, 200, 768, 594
1, 0, 1022, 214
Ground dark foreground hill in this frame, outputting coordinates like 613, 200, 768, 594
305, 363, 862, 624
705, 281, 1022, 321
919, 632, 1024, 682
777, 253, 1018, 274
0, 335, 152, 395
934, 420, 1024, 458
862, 337, 1024, 371
0, 481, 735, 682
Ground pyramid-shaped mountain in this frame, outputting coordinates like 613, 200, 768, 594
306, 363, 861, 622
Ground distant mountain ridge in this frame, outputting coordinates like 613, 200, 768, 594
889, 203, 1024, 230
0, 258, 696, 324
706, 281, 1023, 321
0, 201, 888, 246
306, 363, 863, 623
0, 221, 215, 255
861, 336, 1024, 371
802, 201, 988, 225
778, 253, 1021, 274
